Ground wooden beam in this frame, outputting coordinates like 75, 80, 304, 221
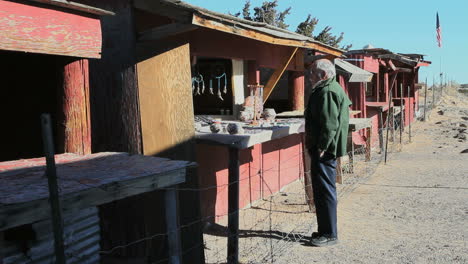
395, 67, 412, 73
386, 59, 397, 71
139, 23, 198, 41
192, 14, 343, 57
0, 1, 103, 58
0, 231, 4, 264
263, 47, 299, 102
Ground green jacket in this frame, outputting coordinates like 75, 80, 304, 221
305, 77, 352, 158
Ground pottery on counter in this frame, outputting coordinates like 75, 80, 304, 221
263, 108, 276, 121
239, 111, 253, 122
210, 122, 222, 133
227, 123, 244, 135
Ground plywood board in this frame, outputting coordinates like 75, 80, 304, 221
137, 43, 195, 156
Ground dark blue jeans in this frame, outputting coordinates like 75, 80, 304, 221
310, 150, 338, 238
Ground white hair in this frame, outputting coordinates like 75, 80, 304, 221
312, 59, 336, 80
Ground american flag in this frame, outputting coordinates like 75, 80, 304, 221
436, 12, 442, 47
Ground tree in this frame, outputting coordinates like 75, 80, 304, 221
234, 0, 352, 50
238, 0, 290, 29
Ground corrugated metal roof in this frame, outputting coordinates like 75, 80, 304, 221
335, 59, 373, 83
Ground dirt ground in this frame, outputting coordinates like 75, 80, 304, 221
203, 89, 467, 264
273, 91, 468, 263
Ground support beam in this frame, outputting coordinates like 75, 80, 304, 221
386, 59, 397, 71
263, 47, 299, 102
288, 71, 305, 111
139, 23, 197, 41
59, 59, 92, 155
0, 231, 4, 264
395, 67, 412, 73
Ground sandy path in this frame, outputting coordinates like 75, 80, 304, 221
276, 94, 468, 264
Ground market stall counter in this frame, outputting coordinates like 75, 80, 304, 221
194, 117, 305, 262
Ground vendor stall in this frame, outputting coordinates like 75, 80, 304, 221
0, 152, 192, 263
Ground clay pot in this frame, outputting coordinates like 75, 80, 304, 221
239, 111, 253, 122
227, 123, 244, 135
263, 108, 276, 121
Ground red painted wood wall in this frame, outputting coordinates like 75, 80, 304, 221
0, 0, 102, 58
196, 134, 304, 222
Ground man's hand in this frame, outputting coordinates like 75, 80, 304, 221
318, 149, 325, 158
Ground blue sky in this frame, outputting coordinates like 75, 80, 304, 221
184, 0, 468, 85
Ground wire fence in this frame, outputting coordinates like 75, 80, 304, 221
4, 95, 433, 264
95, 108, 412, 264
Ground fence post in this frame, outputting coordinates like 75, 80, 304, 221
40, 114, 66, 264
384, 93, 393, 164
227, 147, 240, 264
165, 188, 182, 264
365, 127, 371, 162
400, 84, 403, 144
423, 77, 428, 121
407, 86, 412, 143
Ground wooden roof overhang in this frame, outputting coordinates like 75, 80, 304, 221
134, 0, 343, 58
0, 0, 114, 58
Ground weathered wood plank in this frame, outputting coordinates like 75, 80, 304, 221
263, 47, 298, 102
0, 1, 102, 58
0, 152, 190, 231
87, 1, 142, 154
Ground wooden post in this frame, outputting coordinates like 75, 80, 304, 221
165, 188, 182, 264
384, 93, 393, 164
432, 75, 436, 107
227, 148, 240, 264
301, 134, 314, 212
288, 71, 305, 111
59, 59, 91, 155
0, 231, 4, 264
378, 108, 384, 153
400, 84, 403, 144
41, 114, 66, 264
408, 86, 412, 143
423, 77, 428, 121
365, 127, 371, 162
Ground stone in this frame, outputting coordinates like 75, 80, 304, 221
210, 123, 222, 133
227, 123, 244, 135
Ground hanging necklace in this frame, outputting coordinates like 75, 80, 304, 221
192, 73, 205, 95
214, 72, 227, 101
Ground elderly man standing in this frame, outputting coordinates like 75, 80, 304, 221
305, 59, 352, 247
